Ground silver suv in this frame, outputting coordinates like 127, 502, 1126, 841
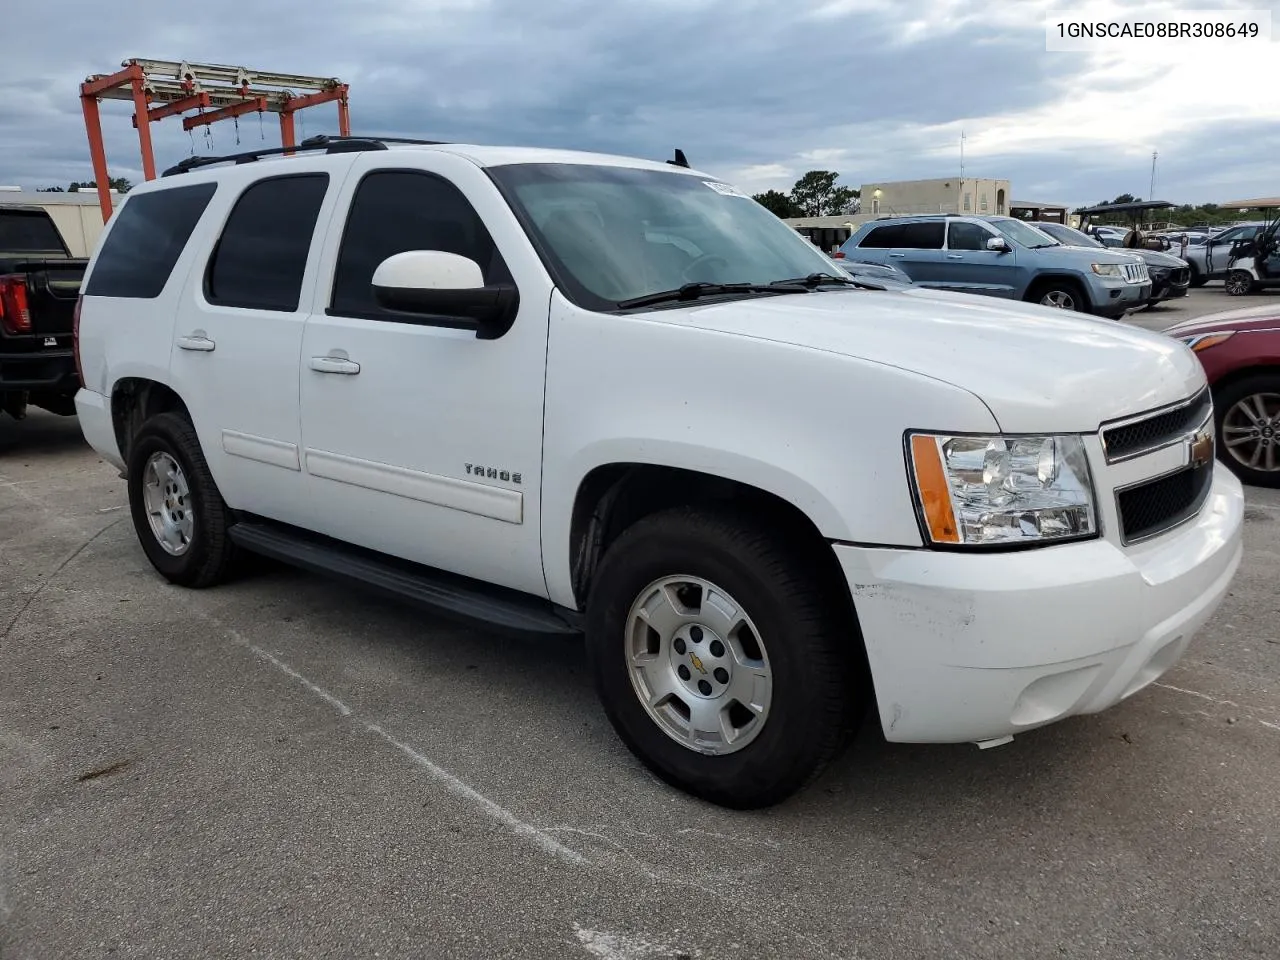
840, 215, 1151, 318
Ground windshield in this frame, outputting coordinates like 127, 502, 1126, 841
989, 218, 1061, 249
1036, 222, 1105, 249
487, 163, 841, 310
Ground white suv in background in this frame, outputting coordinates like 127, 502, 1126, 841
72, 135, 1245, 808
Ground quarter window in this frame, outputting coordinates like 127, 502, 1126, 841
84, 183, 217, 299
329, 170, 510, 320
205, 174, 329, 312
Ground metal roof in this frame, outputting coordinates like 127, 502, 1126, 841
1219, 197, 1280, 210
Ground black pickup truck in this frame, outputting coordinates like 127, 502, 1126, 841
0, 205, 88, 421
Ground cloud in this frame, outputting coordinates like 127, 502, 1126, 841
1, 0, 1277, 211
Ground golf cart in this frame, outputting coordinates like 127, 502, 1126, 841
1216, 198, 1280, 296
1070, 200, 1191, 307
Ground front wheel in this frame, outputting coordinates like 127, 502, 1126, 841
1029, 280, 1087, 312
1215, 374, 1280, 487
586, 506, 864, 809
1225, 269, 1256, 296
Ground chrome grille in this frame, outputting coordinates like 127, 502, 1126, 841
1101, 388, 1213, 463
1122, 261, 1149, 283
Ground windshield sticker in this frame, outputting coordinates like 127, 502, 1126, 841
703, 180, 749, 198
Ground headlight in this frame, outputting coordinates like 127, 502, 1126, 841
1181, 331, 1234, 352
1091, 263, 1123, 277
907, 433, 1098, 546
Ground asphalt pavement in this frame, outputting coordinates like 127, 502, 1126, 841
2, 285, 1279, 960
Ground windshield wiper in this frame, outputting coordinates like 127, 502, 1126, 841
617, 281, 808, 310
770, 272, 868, 289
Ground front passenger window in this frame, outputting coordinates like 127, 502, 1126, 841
946, 222, 992, 251
329, 170, 512, 319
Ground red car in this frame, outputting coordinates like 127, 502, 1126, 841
1164, 304, 1280, 487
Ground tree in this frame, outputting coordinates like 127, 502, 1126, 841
752, 189, 800, 218
68, 177, 133, 194
36, 186, 65, 192
788, 170, 858, 217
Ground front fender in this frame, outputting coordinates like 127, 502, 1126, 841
539, 293, 1000, 609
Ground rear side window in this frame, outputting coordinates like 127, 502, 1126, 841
899, 222, 945, 249
0, 210, 67, 254
857, 224, 906, 248
329, 170, 509, 320
84, 183, 217, 298
205, 174, 329, 312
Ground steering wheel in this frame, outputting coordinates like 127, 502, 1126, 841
681, 254, 731, 284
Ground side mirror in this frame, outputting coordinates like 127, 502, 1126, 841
986, 237, 1010, 252
371, 250, 519, 339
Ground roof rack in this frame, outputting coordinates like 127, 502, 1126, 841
161, 134, 447, 177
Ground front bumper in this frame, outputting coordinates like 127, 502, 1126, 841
0, 348, 78, 393
1091, 278, 1151, 317
1149, 269, 1191, 302
834, 461, 1245, 744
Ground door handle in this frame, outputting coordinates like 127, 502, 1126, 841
888, 253, 906, 258
309, 356, 361, 375
946, 254, 965, 260
176, 334, 215, 352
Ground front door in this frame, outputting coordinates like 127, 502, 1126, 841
935, 219, 1020, 296
297, 154, 552, 598
169, 166, 340, 530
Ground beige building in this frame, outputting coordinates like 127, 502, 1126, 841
860, 177, 1010, 218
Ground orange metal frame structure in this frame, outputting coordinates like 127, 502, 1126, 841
80, 58, 350, 221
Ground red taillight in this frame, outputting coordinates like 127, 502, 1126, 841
0, 275, 31, 335
73, 294, 85, 386
832, 251, 846, 258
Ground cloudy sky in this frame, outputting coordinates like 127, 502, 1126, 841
3, 0, 1277, 209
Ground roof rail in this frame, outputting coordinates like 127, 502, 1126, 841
160, 134, 448, 177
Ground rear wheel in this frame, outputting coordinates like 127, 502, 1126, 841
586, 505, 865, 809
1215, 374, 1280, 488
1225, 270, 1256, 296
126, 411, 243, 586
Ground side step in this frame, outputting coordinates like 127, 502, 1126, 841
228, 521, 583, 638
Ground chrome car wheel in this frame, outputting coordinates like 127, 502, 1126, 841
1223, 392, 1280, 474
142, 451, 194, 556
625, 575, 772, 756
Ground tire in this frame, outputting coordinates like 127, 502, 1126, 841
1214, 373, 1280, 488
1224, 270, 1256, 297
1188, 264, 1207, 288
126, 411, 243, 587
1027, 279, 1088, 313
585, 505, 865, 809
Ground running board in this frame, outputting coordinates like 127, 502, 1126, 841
228, 521, 583, 638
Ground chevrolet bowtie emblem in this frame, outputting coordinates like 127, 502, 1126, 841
1189, 428, 1213, 468
689, 652, 707, 675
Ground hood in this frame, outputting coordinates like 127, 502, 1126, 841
662, 287, 1205, 434
1032, 244, 1142, 266
1131, 248, 1189, 268
1161, 303, 1280, 337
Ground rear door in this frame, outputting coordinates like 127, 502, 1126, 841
168, 163, 348, 530
936, 219, 1019, 296
847, 221, 943, 282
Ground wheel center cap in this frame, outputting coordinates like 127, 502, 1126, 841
670, 625, 731, 700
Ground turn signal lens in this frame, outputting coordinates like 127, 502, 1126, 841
1182, 331, 1235, 352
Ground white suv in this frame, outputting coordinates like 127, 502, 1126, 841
73, 136, 1245, 808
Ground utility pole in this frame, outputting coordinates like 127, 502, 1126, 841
1150, 150, 1158, 199
959, 130, 965, 213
